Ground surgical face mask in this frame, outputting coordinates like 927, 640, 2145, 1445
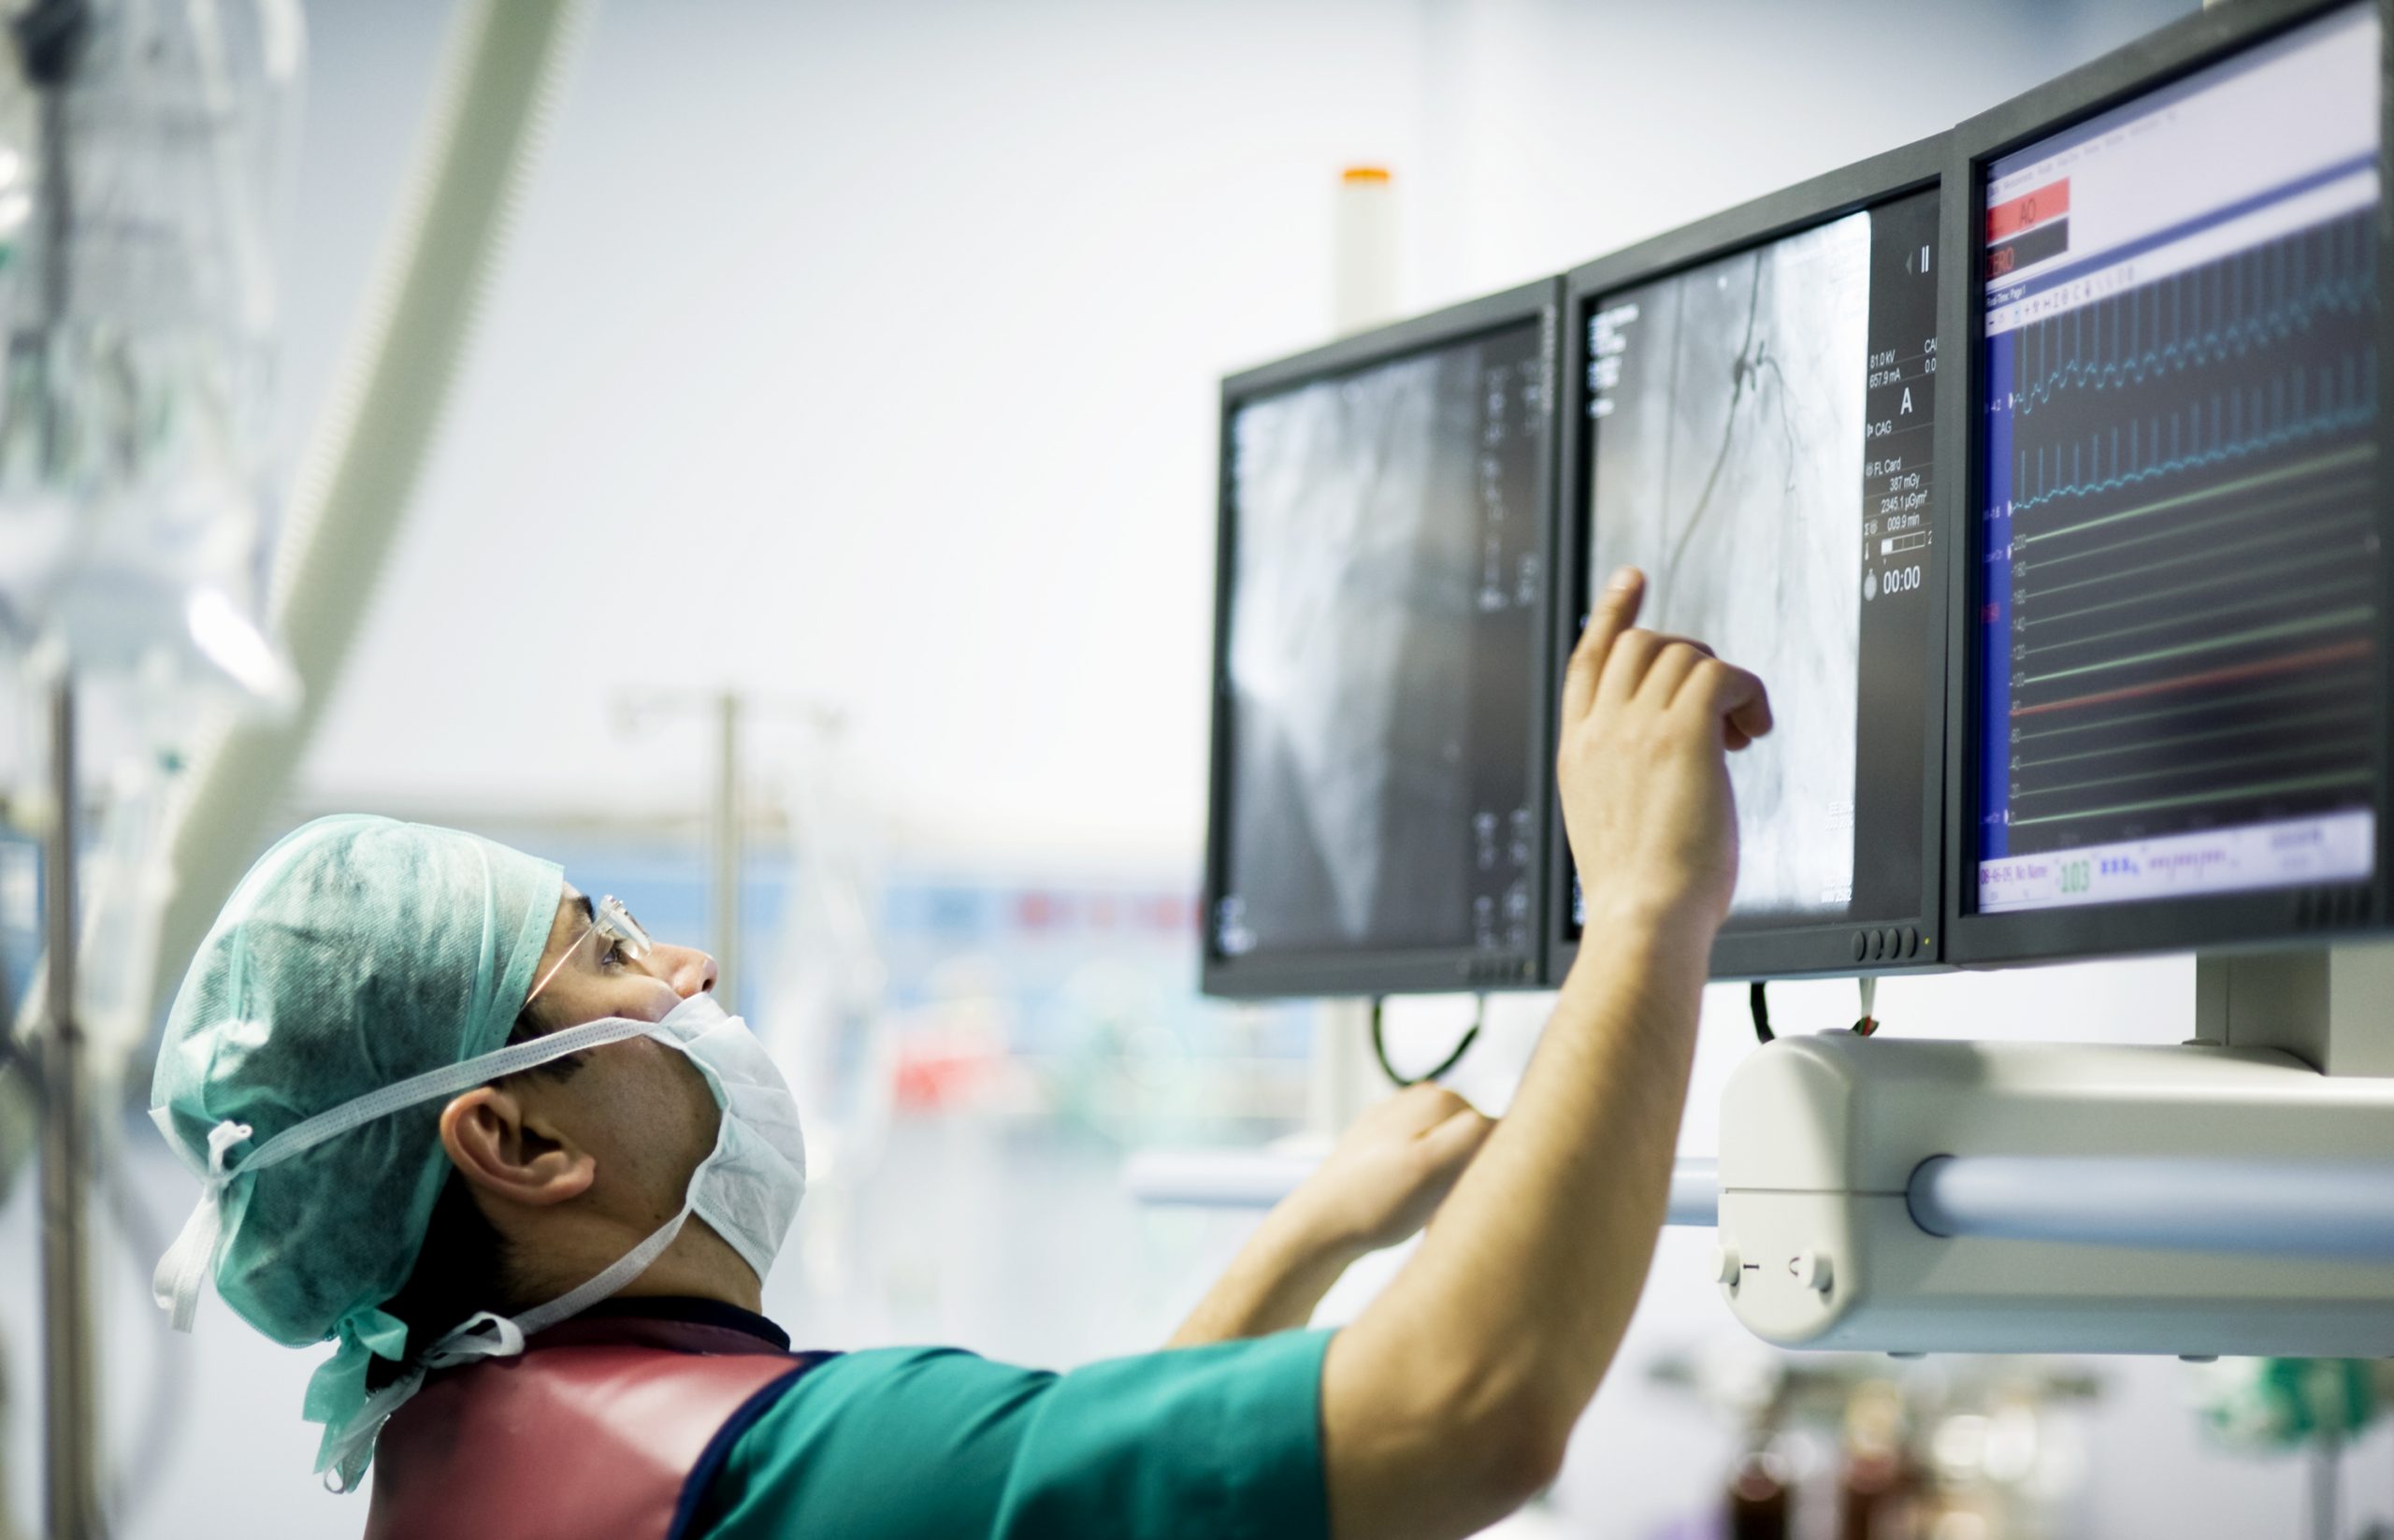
152, 989, 805, 1489
622, 989, 808, 1288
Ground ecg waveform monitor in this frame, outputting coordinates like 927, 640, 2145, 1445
1975, 4, 2383, 914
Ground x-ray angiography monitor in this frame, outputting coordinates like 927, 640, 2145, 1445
1204, 283, 1557, 998
1550, 142, 1951, 982
1952, 0, 2388, 963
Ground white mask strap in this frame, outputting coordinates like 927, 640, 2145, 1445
152, 1011, 664, 1333
239, 1012, 661, 1173
511, 1205, 694, 1339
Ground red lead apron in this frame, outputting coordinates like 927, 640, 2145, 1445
364, 1314, 829, 1540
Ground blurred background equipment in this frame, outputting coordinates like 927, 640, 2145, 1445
0, 0, 587, 1533
0, 0, 306, 1533
1646, 1344, 2103, 1540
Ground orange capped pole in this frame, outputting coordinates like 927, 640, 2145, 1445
1334, 164, 1398, 337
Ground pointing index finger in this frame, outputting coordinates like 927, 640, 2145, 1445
1562, 567, 1645, 726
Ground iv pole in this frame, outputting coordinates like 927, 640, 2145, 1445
614, 689, 747, 1014
35, 684, 94, 1540
16, 0, 105, 1533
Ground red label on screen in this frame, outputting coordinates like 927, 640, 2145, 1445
1986, 180, 2070, 243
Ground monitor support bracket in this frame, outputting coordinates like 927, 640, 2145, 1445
2191, 943, 2394, 1078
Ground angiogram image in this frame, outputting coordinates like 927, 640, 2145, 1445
1221, 342, 1494, 955
1588, 214, 1869, 916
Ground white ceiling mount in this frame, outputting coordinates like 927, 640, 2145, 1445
1717, 961, 2394, 1359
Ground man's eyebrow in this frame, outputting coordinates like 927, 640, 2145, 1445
573, 893, 596, 926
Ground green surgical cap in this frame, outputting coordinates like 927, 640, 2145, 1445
151, 813, 563, 1350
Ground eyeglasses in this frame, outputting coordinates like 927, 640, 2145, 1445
525, 894, 655, 1006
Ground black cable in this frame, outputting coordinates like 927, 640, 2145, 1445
1752, 980, 1885, 1042
1370, 995, 1483, 1087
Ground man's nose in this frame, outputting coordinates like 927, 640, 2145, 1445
653, 944, 718, 998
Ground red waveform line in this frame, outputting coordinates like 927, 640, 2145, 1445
2011, 639, 2373, 719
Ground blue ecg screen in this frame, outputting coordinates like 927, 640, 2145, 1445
1974, 3, 2382, 914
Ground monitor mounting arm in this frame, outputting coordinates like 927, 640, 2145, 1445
1715, 942, 2394, 1360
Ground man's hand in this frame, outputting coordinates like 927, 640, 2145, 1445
1168, 1086, 1493, 1347
1275, 1084, 1493, 1259
1556, 566, 1772, 933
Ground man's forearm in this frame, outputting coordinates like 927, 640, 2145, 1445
1404, 914, 1708, 1411
1169, 1209, 1358, 1346
1323, 910, 1712, 1534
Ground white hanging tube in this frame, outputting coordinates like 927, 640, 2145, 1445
1907, 1155, 2394, 1260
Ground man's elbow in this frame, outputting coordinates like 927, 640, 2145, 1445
1323, 1331, 1580, 1535
1389, 1366, 1575, 1520
1336, 1408, 1565, 1540
1449, 1392, 1572, 1513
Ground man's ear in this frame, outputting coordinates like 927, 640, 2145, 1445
440, 1085, 597, 1209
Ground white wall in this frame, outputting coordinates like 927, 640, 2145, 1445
290, 0, 2198, 868
298, 0, 1434, 862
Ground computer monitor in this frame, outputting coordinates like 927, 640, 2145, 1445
1945, 0, 2388, 964
1546, 139, 1955, 984
1202, 281, 1559, 998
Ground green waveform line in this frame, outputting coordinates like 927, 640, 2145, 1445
2015, 441, 2374, 544
2021, 578, 2371, 660
2007, 768, 2371, 828
2017, 607, 2374, 687
2014, 730, 2371, 801
2023, 500, 2369, 601
2025, 540, 2368, 629
2015, 702, 2370, 772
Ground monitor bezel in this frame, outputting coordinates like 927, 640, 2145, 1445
1544, 137, 1957, 986
1201, 279, 1563, 1000
1940, 0, 2394, 967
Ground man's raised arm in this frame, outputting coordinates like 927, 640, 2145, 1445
1318, 567, 1772, 1540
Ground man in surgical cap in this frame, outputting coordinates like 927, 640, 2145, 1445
151, 570, 1767, 1540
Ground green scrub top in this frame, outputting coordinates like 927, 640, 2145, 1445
690, 1327, 1334, 1540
